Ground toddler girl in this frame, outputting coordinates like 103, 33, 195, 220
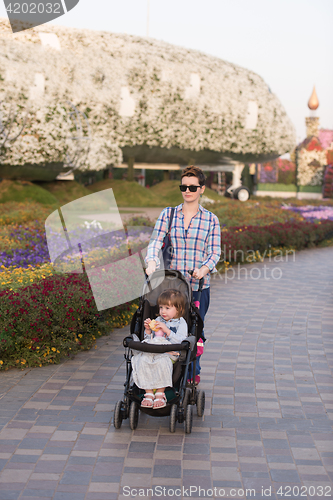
131, 289, 187, 409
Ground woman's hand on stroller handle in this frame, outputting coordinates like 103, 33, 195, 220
188, 268, 205, 283
190, 266, 210, 280
146, 261, 156, 276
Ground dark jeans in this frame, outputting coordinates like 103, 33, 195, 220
188, 287, 210, 379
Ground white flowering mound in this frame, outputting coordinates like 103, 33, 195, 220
0, 18, 295, 173
297, 149, 327, 186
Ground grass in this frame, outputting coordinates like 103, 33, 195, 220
87, 179, 163, 207
34, 180, 92, 206
0, 180, 58, 206
0, 177, 226, 208
0, 178, 332, 220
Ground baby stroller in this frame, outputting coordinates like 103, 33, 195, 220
113, 269, 205, 433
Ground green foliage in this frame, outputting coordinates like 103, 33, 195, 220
149, 180, 184, 206
278, 169, 296, 185
257, 183, 297, 191
34, 180, 92, 206
87, 179, 163, 207
220, 220, 333, 263
0, 180, 58, 205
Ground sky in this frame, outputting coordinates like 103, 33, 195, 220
1, 0, 332, 145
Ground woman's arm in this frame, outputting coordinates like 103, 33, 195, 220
201, 214, 221, 272
145, 208, 171, 273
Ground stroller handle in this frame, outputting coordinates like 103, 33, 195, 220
188, 270, 204, 291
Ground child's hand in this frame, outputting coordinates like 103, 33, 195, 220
144, 318, 152, 335
155, 321, 170, 336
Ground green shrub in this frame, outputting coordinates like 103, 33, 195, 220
220, 220, 333, 263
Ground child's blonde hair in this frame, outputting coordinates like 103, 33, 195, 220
157, 289, 186, 318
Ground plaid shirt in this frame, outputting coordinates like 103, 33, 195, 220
145, 204, 221, 291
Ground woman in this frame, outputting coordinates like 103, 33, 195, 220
145, 165, 221, 383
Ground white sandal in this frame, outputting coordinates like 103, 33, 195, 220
141, 393, 155, 408
153, 392, 167, 409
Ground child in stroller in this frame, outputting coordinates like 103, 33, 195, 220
132, 289, 188, 409
113, 269, 206, 433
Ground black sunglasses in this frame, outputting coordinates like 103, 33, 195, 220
179, 185, 202, 192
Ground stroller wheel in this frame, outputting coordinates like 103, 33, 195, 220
185, 404, 193, 434
196, 390, 205, 417
129, 401, 139, 430
169, 404, 178, 433
113, 400, 123, 429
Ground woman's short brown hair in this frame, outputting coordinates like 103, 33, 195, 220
157, 289, 186, 318
181, 165, 206, 186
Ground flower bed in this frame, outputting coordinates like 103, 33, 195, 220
212, 199, 305, 228
0, 272, 138, 370
282, 205, 333, 222
220, 220, 333, 264
0, 221, 49, 268
0, 210, 153, 370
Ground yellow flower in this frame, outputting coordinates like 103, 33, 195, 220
78, 334, 82, 338
0, 360, 3, 365
36, 347, 40, 350
56, 350, 60, 353
51, 347, 56, 352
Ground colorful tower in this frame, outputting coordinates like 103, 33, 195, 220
295, 87, 326, 199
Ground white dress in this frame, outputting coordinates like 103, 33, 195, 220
131, 316, 188, 390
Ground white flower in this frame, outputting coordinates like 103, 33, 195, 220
0, 17, 295, 172
297, 149, 327, 186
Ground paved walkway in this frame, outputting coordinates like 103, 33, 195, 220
0, 247, 332, 500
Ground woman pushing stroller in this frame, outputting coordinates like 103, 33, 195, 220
145, 166, 221, 384
131, 289, 188, 409
113, 166, 221, 432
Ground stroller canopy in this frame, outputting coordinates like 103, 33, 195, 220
141, 270, 193, 307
